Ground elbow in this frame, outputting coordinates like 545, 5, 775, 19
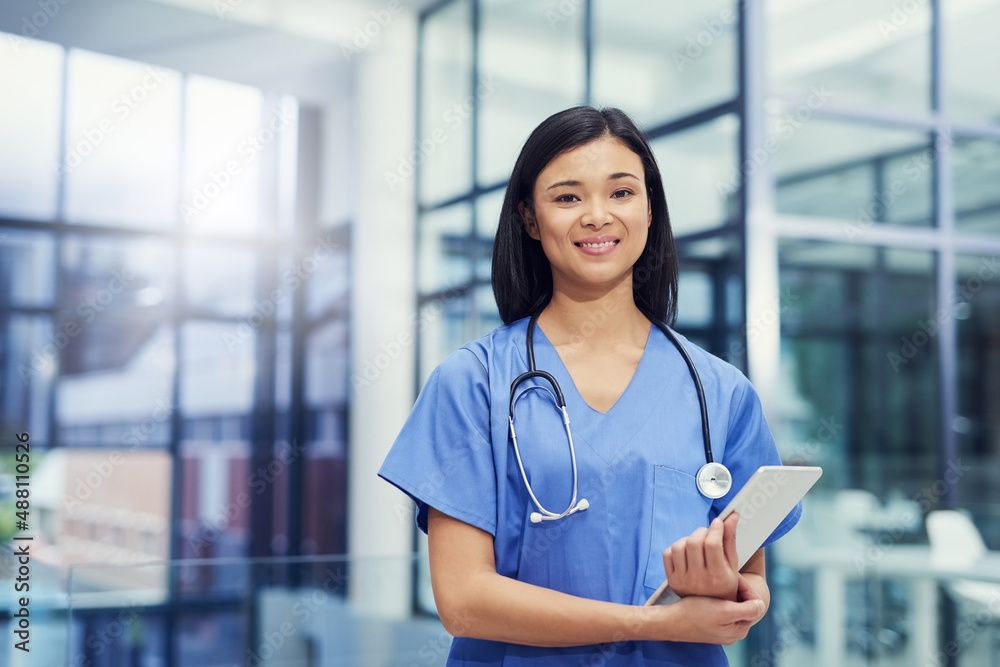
434, 587, 480, 638
436, 597, 477, 638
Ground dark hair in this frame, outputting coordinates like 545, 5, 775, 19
491, 106, 679, 325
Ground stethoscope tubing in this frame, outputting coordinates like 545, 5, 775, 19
508, 312, 729, 523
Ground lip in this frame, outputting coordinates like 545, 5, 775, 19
574, 235, 620, 256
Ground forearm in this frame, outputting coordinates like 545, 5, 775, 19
429, 508, 764, 647
738, 548, 770, 612
437, 569, 673, 647
430, 508, 683, 646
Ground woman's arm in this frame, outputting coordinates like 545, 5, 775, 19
739, 547, 770, 612
428, 507, 767, 647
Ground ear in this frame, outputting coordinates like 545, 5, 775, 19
647, 200, 652, 228
519, 201, 540, 240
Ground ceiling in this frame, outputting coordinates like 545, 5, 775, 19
0, 0, 436, 104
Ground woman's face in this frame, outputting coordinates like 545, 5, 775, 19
521, 134, 651, 296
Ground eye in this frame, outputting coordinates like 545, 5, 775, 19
611, 189, 634, 199
555, 194, 580, 203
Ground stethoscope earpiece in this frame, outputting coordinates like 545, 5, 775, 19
511, 314, 729, 524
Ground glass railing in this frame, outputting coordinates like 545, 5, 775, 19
1, 554, 449, 667
0, 532, 998, 666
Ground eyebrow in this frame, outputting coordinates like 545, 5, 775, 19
546, 172, 641, 190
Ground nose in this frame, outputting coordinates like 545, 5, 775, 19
581, 198, 612, 228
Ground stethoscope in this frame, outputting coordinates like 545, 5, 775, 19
508, 312, 732, 524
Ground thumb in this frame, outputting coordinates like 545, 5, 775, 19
727, 596, 766, 623
723, 512, 740, 570
737, 573, 759, 603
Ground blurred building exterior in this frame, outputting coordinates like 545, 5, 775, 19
0, 0, 998, 665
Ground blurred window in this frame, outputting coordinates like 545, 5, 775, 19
777, 241, 939, 492
63, 50, 182, 229
653, 114, 740, 235
773, 119, 934, 227
956, 251, 1000, 530
419, 0, 474, 206
593, 0, 737, 125
954, 137, 1000, 236
0, 37, 62, 221
767, 0, 930, 114
0, 34, 347, 581
477, 0, 586, 187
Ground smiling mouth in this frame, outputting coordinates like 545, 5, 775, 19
574, 240, 620, 248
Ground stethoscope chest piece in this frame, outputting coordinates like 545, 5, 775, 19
696, 461, 732, 499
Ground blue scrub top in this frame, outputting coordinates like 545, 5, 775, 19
378, 317, 801, 666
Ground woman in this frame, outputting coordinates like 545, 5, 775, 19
379, 106, 800, 665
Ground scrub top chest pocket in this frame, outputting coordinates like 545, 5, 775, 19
643, 465, 716, 592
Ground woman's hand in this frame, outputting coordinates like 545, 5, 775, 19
662, 574, 766, 645
661, 513, 740, 601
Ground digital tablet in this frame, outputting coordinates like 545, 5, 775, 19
645, 465, 822, 606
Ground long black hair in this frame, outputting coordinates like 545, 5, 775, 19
491, 106, 679, 326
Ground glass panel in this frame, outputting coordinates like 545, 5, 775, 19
57, 323, 174, 448
472, 282, 502, 340
945, 1, 1000, 124
306, 319, 349, 414
419, 0, 473, 205
304, 319, 348, 556
0, 315, 53, 443
183, 244, 255, 316
419, 204, 473, 294
418, 294, 470, 385
478, 0, 585, 186
304, 229, 350, 319
182, 75, 264, 235
653, 114, 739, 235
63, 49, 182, 229
676, 271, 713, 328
777, 241, 938, 494
62, 235, 174, 314
301, 440, 347, 556
62, 557, 447, 666
275, 253, 294, 326
677, 233, 744, 367
0, 34, 62, 220
475, 188, 504, 282
773, 119, 934, 227
49, 448, 171, 566
956, 252, 1000, 543
954, 136, 1000, 236
178, 440, 251, 559
767, 0, 930, 114
180, 321, 255, 418
178, 321, 255, 560
276, 95, 300, 234
0, 230, 55, 307
592, 0, 737, 125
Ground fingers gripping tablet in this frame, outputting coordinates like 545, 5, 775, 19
645, 465, 822, 606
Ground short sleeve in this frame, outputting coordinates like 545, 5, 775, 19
712, 374, 801, 549
378, 348, 497, 536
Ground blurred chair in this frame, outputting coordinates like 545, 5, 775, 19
927, 510, 1000, 664
833, 488, 882, 546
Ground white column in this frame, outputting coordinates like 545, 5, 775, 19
345, 12, 419, 619
742, 0, 781, 425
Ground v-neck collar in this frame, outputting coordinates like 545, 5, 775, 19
532, 320, 653, 417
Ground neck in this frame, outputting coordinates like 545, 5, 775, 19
537, 275, 649, 349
